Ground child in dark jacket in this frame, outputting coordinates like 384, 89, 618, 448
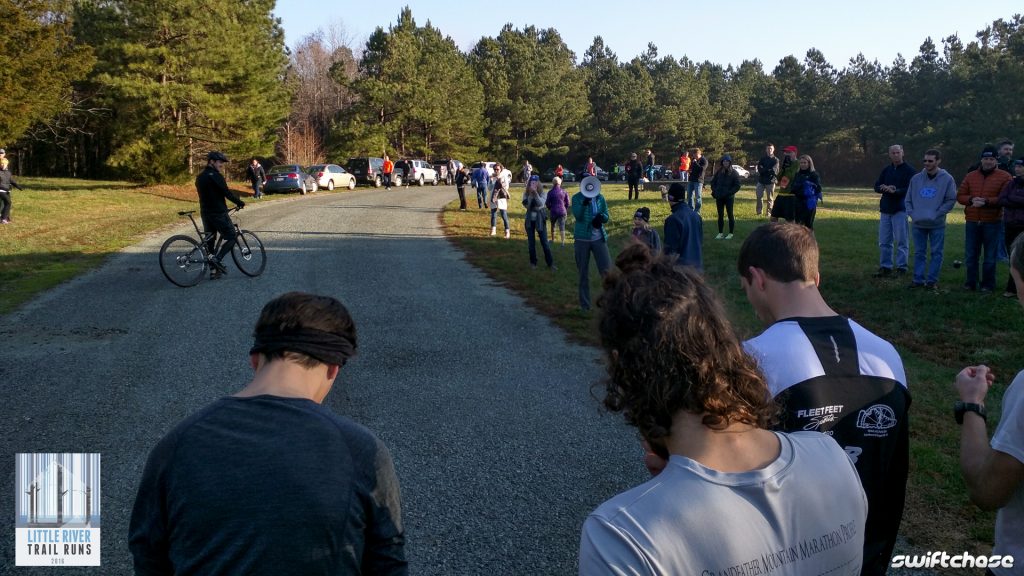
630, 207, 662, 253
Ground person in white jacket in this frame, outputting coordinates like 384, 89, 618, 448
490, 163, 513, 238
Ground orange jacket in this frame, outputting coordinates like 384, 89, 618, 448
382, 159, 394, 174
957, 169, 1012, 223
679, 155, 690, 171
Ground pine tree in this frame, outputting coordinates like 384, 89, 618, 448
80, 0, 289, 182
0, 0, 94, 146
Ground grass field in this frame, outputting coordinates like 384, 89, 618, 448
443, 181, 1024, 553
0, 177, 313, 314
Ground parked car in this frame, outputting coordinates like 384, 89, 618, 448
345, 157, 394, 187
264, 164, 318, 195
406, 159, 439, 186
732, 165, 750, 179
578, 165, 609, 181
432, 159, 464, 185
470, 161, 497, 179
308, 163, 356, 190
541, 167, 576, 183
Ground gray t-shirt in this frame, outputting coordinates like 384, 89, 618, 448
129, 395, 406, 575
579, 431, 867, 575
992, 370, 1024, 575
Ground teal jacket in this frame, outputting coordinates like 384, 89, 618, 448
571, 192, 609, 241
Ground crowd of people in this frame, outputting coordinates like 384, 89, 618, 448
1, 139, 1013, 573
127, 225, 1024, 575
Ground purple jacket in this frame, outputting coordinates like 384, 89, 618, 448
999, 176, 1024, 226
545, 185, 569, 218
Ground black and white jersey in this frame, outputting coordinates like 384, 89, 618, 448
744, 315, 911, 576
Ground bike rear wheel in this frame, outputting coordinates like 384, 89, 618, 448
159, 235, 208, 287
231, 230, 266, 277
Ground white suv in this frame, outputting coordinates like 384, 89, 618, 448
408, 159, 439, 186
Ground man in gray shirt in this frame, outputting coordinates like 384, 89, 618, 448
129, 292, 406, 575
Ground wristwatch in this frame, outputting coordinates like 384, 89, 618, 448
954, 401, 987, 425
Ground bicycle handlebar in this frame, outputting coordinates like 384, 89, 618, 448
178, 206, 242, 217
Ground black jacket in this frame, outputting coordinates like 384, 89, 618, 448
196, 166, 243, 214
246, 163, 266, 185
0, 168, 21, 192
711, 167, 741, 199
756, 155, 779, 185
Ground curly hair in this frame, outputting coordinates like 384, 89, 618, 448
597, 244, 778, 443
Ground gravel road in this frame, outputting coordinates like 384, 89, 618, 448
0, 186, 647, 575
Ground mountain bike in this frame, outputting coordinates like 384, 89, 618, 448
159, 207, 266, 287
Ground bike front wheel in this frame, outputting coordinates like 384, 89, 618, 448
159, 235, 208, 287
231, 230, 266, 277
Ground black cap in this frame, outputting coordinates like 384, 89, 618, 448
207, 151, 229, 162
980, 146, 998, 160
667, 182, 687, 202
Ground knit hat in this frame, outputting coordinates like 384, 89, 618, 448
666, 182, 687, 202
980, 146, 998, 159
634, 207, 651, 222
783, 145, 797, 154
721, 154, 733, 163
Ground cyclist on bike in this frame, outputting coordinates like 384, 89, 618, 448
197, 151, 245, 279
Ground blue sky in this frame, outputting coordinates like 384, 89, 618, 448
274, 1, 1017, 69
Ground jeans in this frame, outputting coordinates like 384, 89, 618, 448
251, 181, 262, 198
475, 184, 487, 207
526, 216, 553, 267
716, 195, 735, 233
964, 221, 1000, 290
755, 182, 775, 215
1005, 223, 1024, 294
687, 181, 703, 213
998, 220, 1008, 261
490, 208, 509, 230
574, 238, 611, 310
879, 211, 909, 270
383, 173, 392, 189
911, 226, 945, 285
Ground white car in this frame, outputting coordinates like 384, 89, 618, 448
732, 165, 751, 179
407, 159, 439, 186
308, 164, 357, 190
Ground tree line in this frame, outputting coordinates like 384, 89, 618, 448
2, 2, 1022, 185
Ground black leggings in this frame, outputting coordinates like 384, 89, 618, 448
628, 179, 641, 199
716, 195, 735, 233
0, 190, 10, 221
